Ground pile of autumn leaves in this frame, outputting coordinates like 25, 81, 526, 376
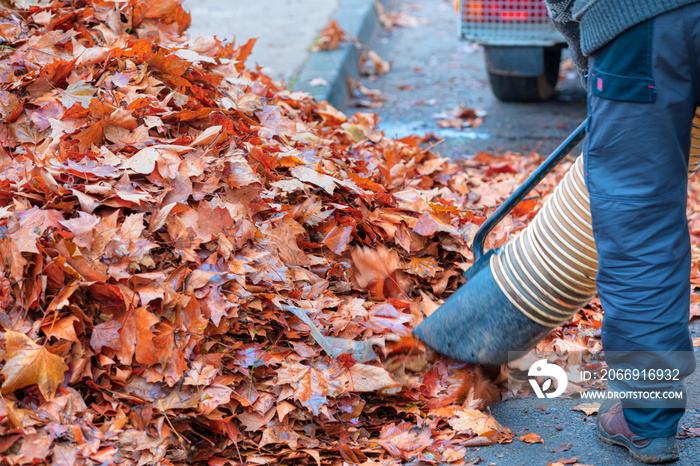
0, 1, 589, 465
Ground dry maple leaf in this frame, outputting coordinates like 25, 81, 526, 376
276, 361, 345, 416
447, 408, 510, 437
359, 49, 391, 76
555, 457, 583, 465
57, 80, 96, 109
312, 19, 347, 51
341, 363, 400, 393
520, 432, 544, 443
116, 306, 160, 365
404, 256, 443, 279
351, 246, 408, 299
572, 402, 601, 417
378, 422, 433, 460
0, 330, 68, 399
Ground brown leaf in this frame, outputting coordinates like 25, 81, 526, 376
360, 49, 391, 76
519, 432, 544, 443
45, 282, 80, 314
290, 165, 338, 194
448, 408, 510, 437
276, 362, 345, 416
18, 432, 52, 463
40, 315, 80, 343
58, 80, 96, 109
0, 330, 68, 399
378, 422, 433, 460
90, 320, 122, 353
322, 224, 354, 255
121, 147, 160, 174
404, 257, 443, 278
259, 425, 299, 449
551, 442, 573, 453
556, 457, 582, 465
572, 402, 600, 417
199, 384, 232, 415
116, 306, 159, 365
341, 363, 400, 393
74, 122, 104, 153
351, 246, 404, 299
312, 19, 347, 51
266, 216, 310, 266
52, 443, 77, 466
133, 0, 191, 33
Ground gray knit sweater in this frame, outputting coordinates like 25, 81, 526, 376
545, 0, 700, 73
576, 0, 700, 54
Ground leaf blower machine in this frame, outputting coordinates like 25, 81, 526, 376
413, 111, 700, 365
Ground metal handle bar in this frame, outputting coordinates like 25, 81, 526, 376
472, 119, 588, 261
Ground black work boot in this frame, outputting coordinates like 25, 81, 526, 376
596, 399, 679, 464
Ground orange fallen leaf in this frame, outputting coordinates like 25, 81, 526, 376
312, 19, 347, 51
573, 402, 601, 416
0, 330, 68, 399
351, 246, 406, 299
448, 408, 510, 437
520, 432, 544, 444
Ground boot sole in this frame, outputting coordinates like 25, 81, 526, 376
596, 422, 679, 464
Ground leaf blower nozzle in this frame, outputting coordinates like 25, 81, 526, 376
413, 157, 594, 365
415, 112, 700, 366
411, 252, 553, 365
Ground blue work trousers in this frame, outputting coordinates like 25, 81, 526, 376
584, 4, 700, 437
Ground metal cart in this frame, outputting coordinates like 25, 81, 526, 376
459, 0, 566, 101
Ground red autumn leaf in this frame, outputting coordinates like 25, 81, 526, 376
556, 457, 582, 465
413, 211, 439, 236
404, 256, 443, 279
337, 353, 357, 369
351, 246, 408, 299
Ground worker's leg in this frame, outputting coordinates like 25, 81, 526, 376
584, 5, 699, 438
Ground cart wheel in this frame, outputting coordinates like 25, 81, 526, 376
486, 47, 561, 102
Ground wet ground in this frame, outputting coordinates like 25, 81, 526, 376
344, 0, 587, 160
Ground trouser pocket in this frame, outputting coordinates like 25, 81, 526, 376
589, 19, 656, 103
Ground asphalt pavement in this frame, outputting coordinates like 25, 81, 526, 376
476, 373, 700, 466
344, 0, 587, 158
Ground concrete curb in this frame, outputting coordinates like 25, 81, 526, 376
294, 0, 389, 109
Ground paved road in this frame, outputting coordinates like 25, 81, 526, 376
454, 323, 700, 466
477, 366, 700, 466
184, 0, 340, 83
345, 0, 587, 159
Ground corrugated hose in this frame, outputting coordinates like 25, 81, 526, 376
490, 110, 700, 327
